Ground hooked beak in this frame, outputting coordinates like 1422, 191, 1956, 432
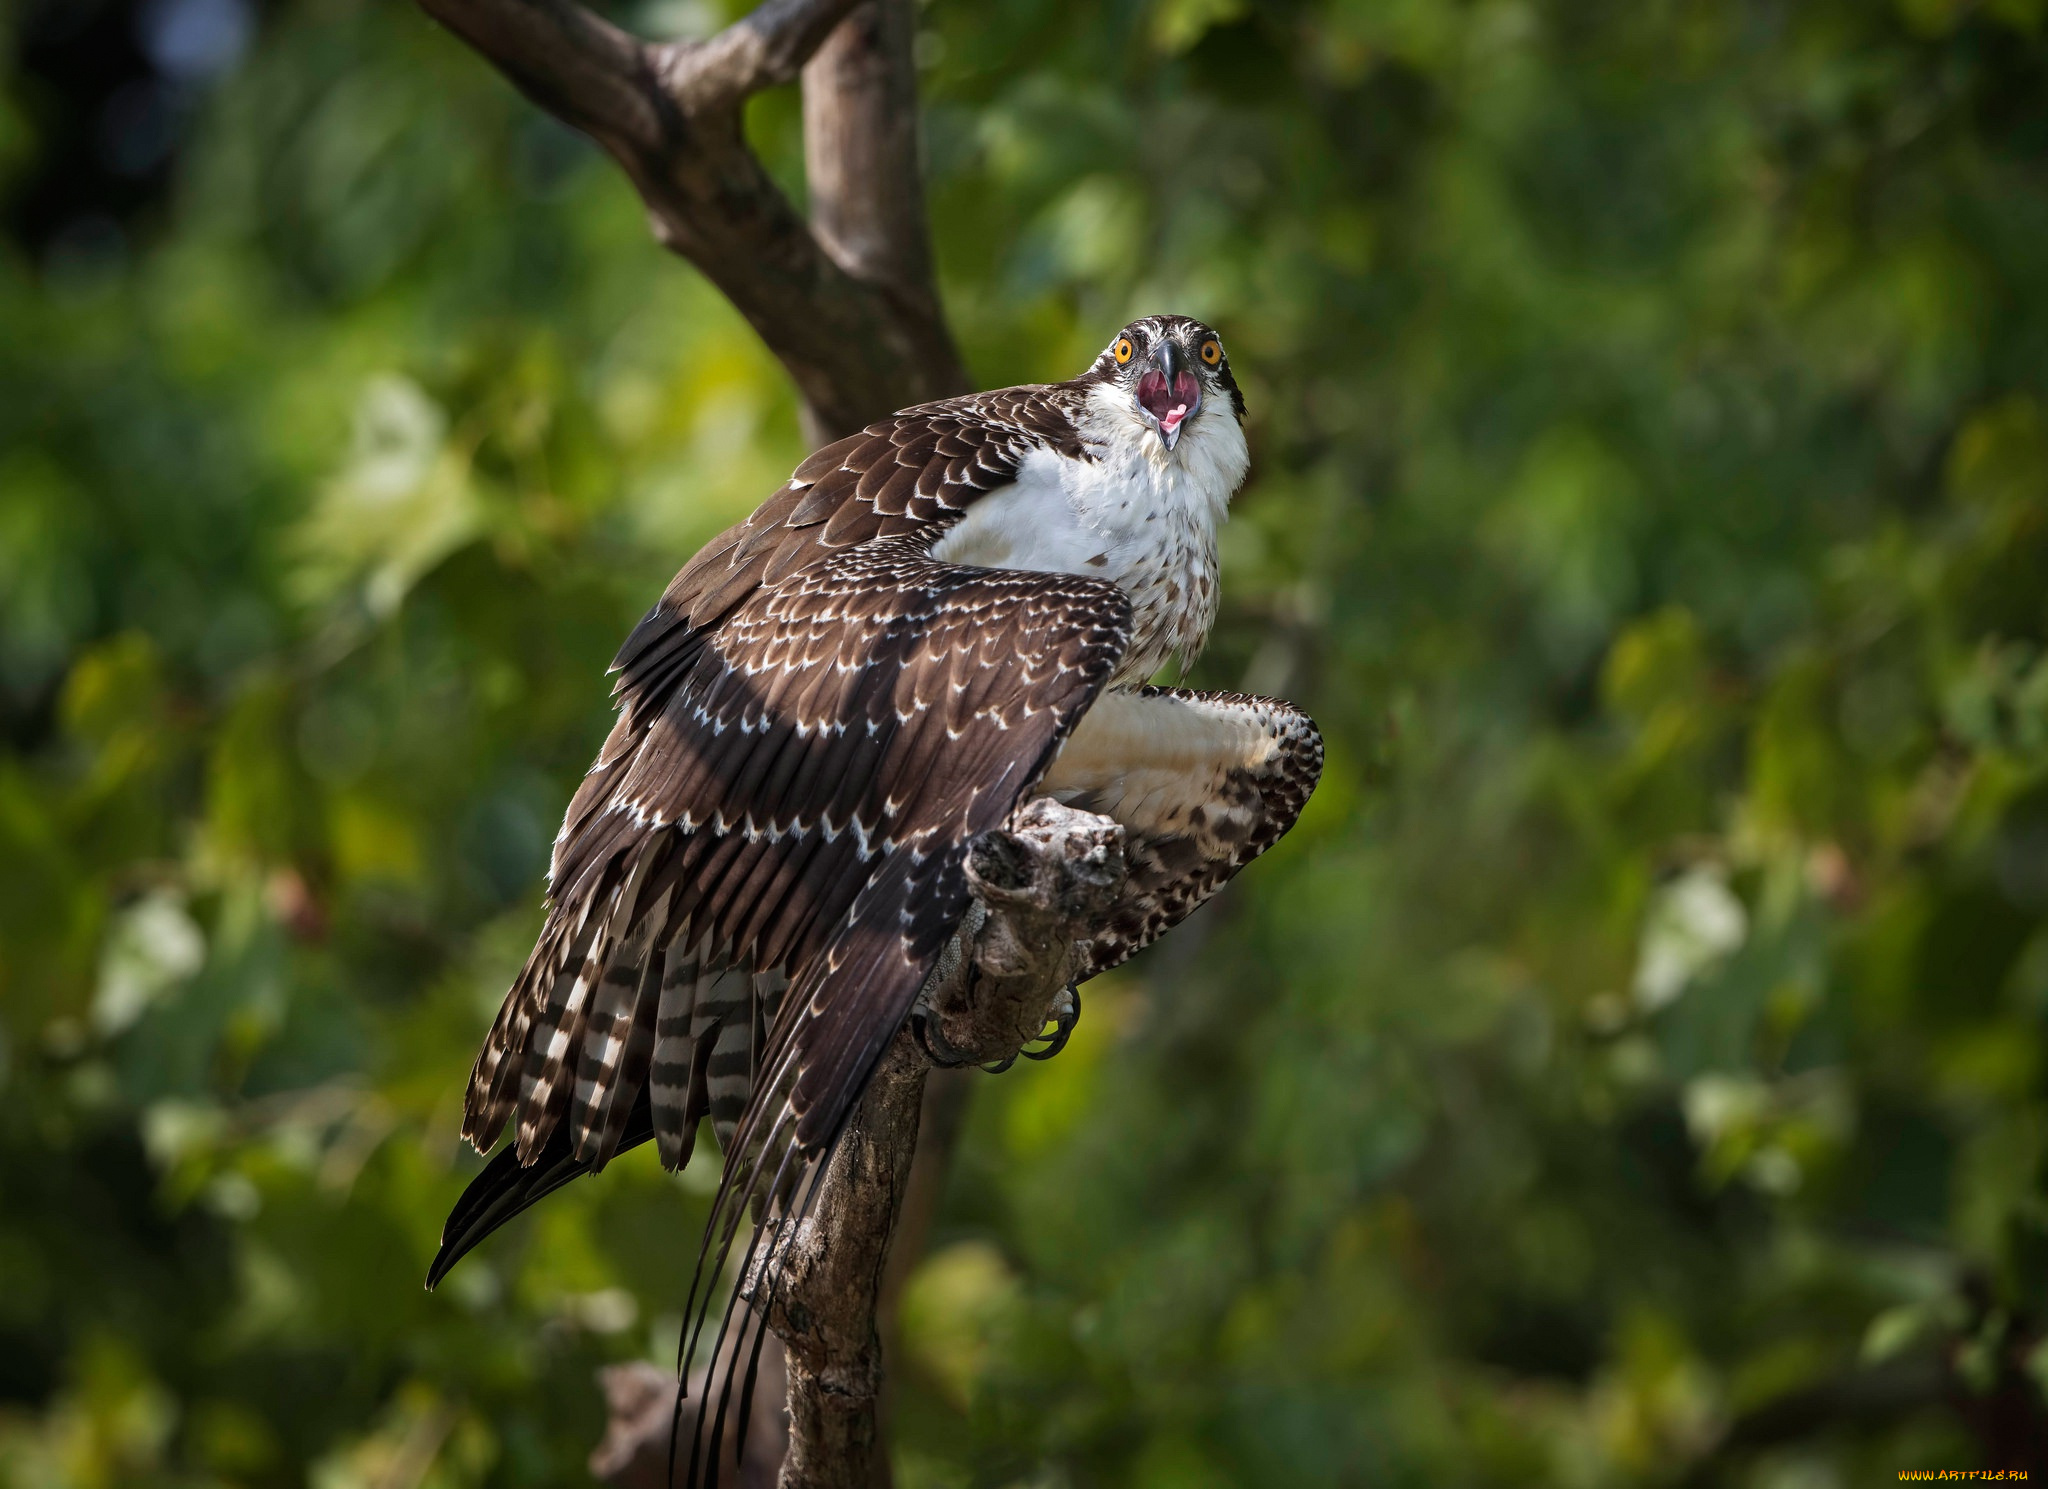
1135, 341, 1202, 452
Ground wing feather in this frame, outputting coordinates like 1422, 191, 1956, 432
440, 381, 1116, 1286
1040, 687, 1325, 980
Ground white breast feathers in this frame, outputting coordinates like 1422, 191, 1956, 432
930, 388, 1248, 681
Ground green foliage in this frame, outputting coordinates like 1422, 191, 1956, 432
4, 0, 2048, 1484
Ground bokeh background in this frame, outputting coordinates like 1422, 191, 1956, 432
5, 0, 2048, 1483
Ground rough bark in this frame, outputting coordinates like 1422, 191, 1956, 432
757, 1036, 924, 1489
414, 0, 967, 438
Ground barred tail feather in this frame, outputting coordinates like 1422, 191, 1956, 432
569, 886, 671, 1165
516, 850, 656, 1162
651, 938, 713, 1170
591, 957, 660, 1167
461, 914, 590, 1155
705, 971, 787, 1156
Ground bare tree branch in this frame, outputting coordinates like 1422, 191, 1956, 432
584, 804, 1123, 1489
673, 0, 871, 111
799, 2, 964, 443
751, 801, 1126, 1489
415, 0, 967, 438
760, 1037, 923, 1489
415, 0, 670, 158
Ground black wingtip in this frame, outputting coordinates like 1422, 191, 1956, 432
425, 1138, 535, 1291
424, 1093, 656, 1291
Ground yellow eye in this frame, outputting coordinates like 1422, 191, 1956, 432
1200, 339, 1222, 366
1114, 338, 1134, 364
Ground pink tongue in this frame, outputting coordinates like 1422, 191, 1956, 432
1137, 368, 1199, 433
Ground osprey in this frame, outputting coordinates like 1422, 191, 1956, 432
428, 315, 1322, 1295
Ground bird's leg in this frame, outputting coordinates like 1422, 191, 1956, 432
908, 905, 989, 1069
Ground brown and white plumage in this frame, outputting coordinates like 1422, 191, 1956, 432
429, 317, 1322, 1298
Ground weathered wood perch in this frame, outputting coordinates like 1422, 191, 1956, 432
590, 800, 1126, 1487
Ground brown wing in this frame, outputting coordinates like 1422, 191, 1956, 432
608, 382, 1086, 700
1037, 687, 1325, 980
459, 386, 1121, 1172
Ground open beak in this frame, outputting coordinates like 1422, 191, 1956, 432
1136, 341, 1202, 452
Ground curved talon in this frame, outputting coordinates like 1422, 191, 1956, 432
1020, 985, 1080, 1062
912, 1009, 982, 1070
916, 986, 1082, 1073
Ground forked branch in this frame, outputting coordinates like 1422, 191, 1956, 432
415, 0, 968, 437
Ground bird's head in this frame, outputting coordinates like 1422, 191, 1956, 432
1083, 314, 1245, 455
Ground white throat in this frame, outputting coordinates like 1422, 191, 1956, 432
930, 385, 1248, 683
